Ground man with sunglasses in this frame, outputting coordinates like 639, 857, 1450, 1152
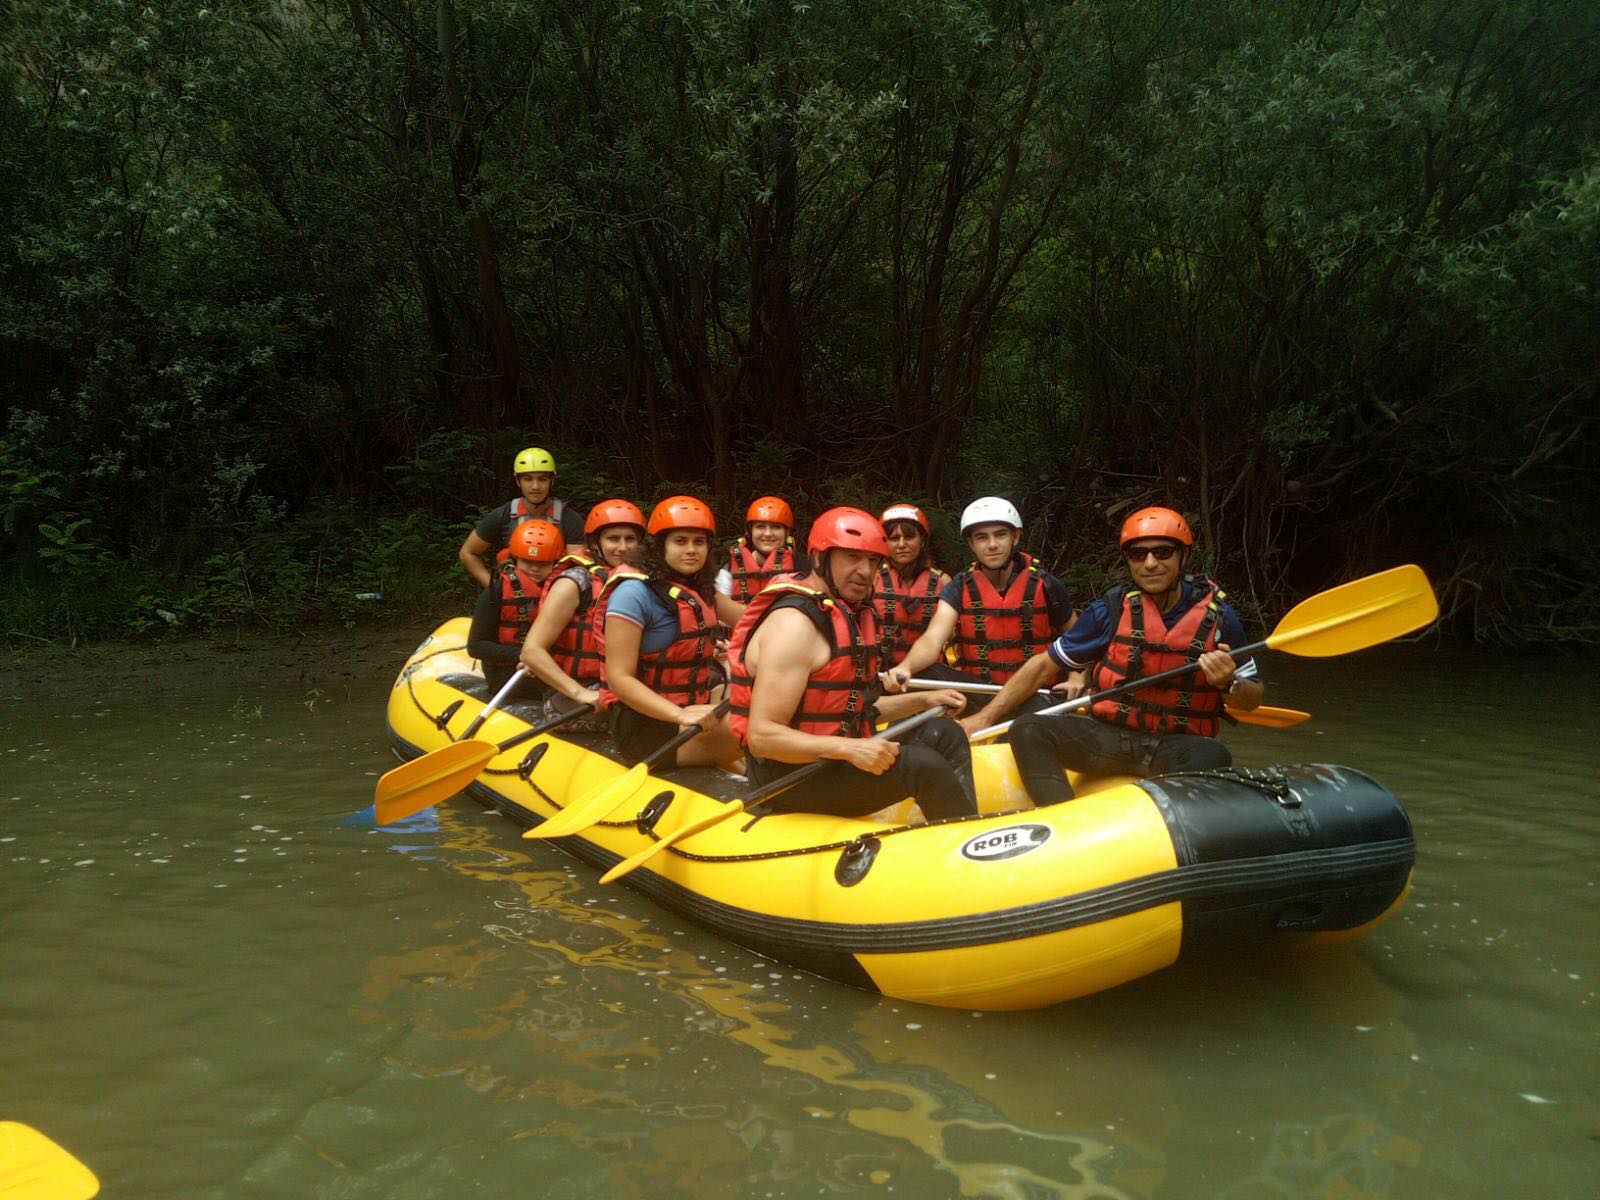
957, 506, 1263, 806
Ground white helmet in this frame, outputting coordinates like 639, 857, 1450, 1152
959, 496, 1022, 536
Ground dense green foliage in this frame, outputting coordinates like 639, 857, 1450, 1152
3, 0, 1596, 644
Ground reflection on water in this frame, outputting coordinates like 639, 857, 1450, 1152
350, 811, 1148, 1199
2, 643, 1597, 1197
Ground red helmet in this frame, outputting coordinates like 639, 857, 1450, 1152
745, 496, 794, 528
808, 507, 889, 557
879, 502, 930, 535
647, 495, 717, 536
584, 498, 646, 536
507, 519, 565, 563
1118, 506, 1194, 548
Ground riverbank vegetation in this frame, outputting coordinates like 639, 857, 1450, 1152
3, 0, 1595, 645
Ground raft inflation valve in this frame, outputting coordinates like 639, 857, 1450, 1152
636, 791, 675, 834
517, 742, 548, 781
835, 835, 881, 887
435, 699, 464, 732
1275, 900, 1327, 930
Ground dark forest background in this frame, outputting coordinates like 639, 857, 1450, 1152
2, 0, 1596, 645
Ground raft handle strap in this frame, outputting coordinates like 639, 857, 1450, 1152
1161, 765, 1302, 808
435, 699, 464, 733
636, 791, 675, 835
516, 742, 548, 781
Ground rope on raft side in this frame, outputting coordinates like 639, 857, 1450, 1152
403, 665, 1032, 864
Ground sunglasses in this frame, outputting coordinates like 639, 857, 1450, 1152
1123, 543, 1179, 562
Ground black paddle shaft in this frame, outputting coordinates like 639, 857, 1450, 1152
639, 700, 733, 769
738, 704, 946, 808
1031, 635, 1265, 720
492, 702, 596, 754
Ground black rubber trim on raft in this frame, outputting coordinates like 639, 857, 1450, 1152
387, 726, 1413, 961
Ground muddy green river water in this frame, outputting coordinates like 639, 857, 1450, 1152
2, 631, 1596, 1198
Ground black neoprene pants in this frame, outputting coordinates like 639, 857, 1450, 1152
748, 716, 977, 822
1009, 712, 1232, 805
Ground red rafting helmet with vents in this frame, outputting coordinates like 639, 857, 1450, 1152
808, 507, 890, 557
646, 495, 717, 536
507, 519, 565, 563
1118, 506, 1194, 548
584, 498, 646, 536
745, 496, 794, 528
880, 502, 930, 536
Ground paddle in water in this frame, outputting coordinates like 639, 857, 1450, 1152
526, 700, 733, 840
598, 706, 947, 884
373, 701, 595, 824
970, 564, 1437, 743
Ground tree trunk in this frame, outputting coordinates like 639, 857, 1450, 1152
439, 0, 521, 425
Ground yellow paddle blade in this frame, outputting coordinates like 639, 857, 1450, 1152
523, 764, 647, 840
0, 1123, 99, 1200
373, 740, 496, 825
1266, 564, 1437, 657
1227, 703, 1310, 728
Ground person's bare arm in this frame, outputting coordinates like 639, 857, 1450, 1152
743, 609, 893, 773
603, 615, 688, 724
874, 688, 964, 722
957, 650, 1061, 735
519, 577, 597, 704
458, 531, 493, 588
714, 593, 746, 627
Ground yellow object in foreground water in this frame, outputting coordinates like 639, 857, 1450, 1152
0, 1123, 98, 1200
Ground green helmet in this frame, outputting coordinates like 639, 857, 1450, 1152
513, 447, 556, 475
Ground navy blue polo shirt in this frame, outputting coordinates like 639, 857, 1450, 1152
1047, 579, 1259, 680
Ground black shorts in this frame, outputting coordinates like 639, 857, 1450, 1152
609, 703, 680, 765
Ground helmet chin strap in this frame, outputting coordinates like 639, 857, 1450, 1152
814, 550, 863, 605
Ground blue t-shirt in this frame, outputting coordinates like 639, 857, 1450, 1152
938, 557, 1075, 630
604, 579, 685, 656
1046, 579, 1259, 680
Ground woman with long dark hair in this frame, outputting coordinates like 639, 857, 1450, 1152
596, 496, 740, 767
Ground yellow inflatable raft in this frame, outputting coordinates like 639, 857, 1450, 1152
387, 620, 1414, 1010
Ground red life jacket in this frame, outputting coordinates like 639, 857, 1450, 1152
594, 566, 719, 707
873, 562, 945, 664
541, 554, 608, 686
1090, 580, 1227, 737
727, 581, 880, 746
949, 553, 1055, 684
725, 536, 799, 603
493, 496, 568, 564
495, 560, 545, 645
